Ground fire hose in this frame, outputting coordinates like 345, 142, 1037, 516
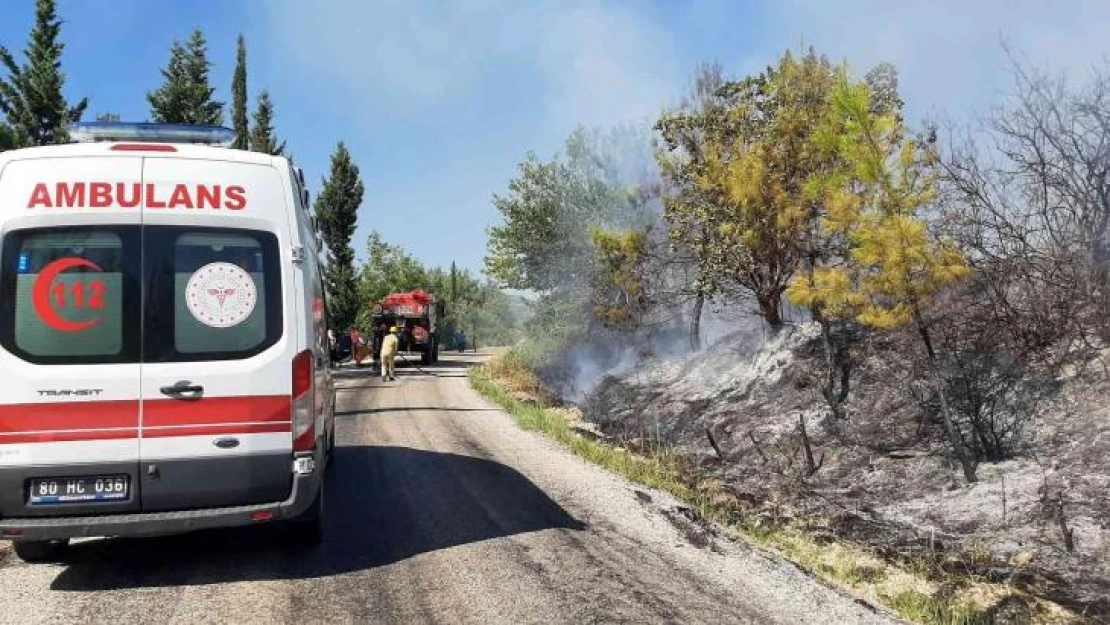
380, 350, 437, 377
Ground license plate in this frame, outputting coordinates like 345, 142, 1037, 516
28, 475, 129, 505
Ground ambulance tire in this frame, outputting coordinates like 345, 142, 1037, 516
421, 346, 432, 366
13, 539, 69, 563
288, 481, 324, 548
432, 338, 440, 363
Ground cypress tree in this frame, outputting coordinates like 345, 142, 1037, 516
250, 91, 286, 156
0, 0, 88, 149
147, 29, 223, 125
231, 34, 248, 149
450, 261, 458, 302
316, 142, 364, 330
0, 124, 16, 151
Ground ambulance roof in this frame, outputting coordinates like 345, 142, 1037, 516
0, 141, 288, 167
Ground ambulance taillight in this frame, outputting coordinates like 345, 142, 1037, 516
292, 350, 315, 452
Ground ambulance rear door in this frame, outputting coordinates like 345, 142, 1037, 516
0, 155, 143, 517
137, 155, 298, 512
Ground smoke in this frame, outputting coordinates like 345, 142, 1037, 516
525, 120, 791, 405
537, 293, 805, 405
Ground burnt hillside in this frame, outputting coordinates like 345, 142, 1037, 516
584, 324, 1110, 616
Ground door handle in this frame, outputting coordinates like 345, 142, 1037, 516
160, 382, 204, 397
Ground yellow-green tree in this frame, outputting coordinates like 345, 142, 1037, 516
793, 75, 975, 481
692, 50, 869, 421
688, 50, 843, 330
590, 228, 649, 330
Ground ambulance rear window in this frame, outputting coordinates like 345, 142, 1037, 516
0, 227, 140, 364
142, 227, 281, 362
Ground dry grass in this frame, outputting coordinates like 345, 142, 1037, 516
470, 352, 1088, 625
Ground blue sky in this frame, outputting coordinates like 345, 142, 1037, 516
3, 0, 1110, 276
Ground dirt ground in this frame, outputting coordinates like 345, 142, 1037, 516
583, 323, 1110, 618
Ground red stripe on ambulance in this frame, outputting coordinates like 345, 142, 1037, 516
0, 400, 138, 433
0, 429, 139, 444
0, 396, 290, 443
141, 423, 292, 438
142, 396, 291, 427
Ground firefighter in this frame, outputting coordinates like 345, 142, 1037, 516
380, 326, 400, 382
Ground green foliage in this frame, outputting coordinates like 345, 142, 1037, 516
695, 51, 844, 327
519, 288, 591, 365
147, 29, 223, 125
355, 231, 519, 346
0, 0, 87, 149
315, 142, 364, 331
249, 90, 285, 156
485, 152, 597, 292
356, 232, 429, 314
230, 34, 248, 150
0, 123, 16, 151
487, 126, 657, 359
486, 126, 651, 294
655, 62, 730, 300
799, 70, 976, 482
657, 51, 846, 328
799, 74, 969, 330
590, 228, 649, 329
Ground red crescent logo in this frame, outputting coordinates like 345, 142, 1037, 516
32, 257, 104, 332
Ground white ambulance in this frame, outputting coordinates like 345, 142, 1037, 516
0, 122, 336, 562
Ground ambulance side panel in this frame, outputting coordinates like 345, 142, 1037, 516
0, 156, 144, 517
288, 166, 333, 450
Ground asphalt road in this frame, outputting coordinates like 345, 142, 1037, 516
0, 353, 898, 624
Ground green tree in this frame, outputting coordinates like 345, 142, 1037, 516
486, 153, 596, 292
590, 228, 649, 330
147, 29, 223, 125
689, 51, 850, 330
704, 51, 852, 415
355, 233, 519, 346
0, 124, 16, 151
316, 142, 364, 331
356, 231, 428, 320
486, 127, 635, 294
230, 34, 248, 149
0, 0, 88, 149
656, 62, 730, 349
249, 90, 286, 156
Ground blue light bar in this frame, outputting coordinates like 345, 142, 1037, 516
68, 122, 237, 147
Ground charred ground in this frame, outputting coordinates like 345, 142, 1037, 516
581, 323, 1109, 618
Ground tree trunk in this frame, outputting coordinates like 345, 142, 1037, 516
757, 291, 783, 331
689, 292, 705, 351
815, 309, 851, 420
915, 310, 977, 483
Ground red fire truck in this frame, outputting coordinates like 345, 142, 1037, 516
370, 290, 442, 365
